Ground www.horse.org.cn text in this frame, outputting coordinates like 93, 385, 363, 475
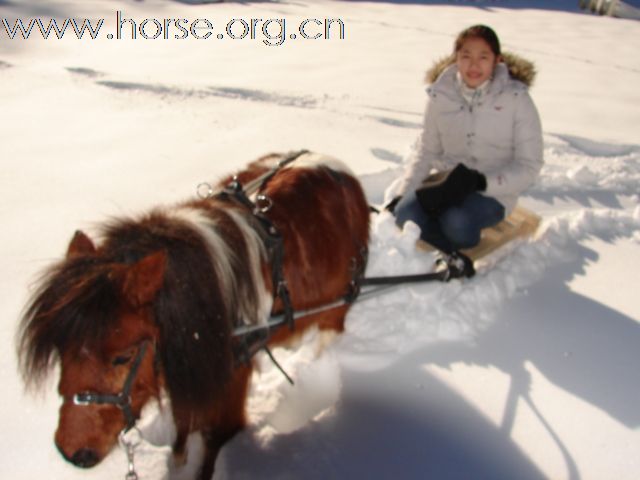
1, 11, 347, 47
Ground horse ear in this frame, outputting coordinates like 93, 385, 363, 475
67, 230, 96, 257
122, 250, 167, 308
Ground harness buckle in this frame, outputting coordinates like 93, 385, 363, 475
254, 194, 273, 213
196, 182, 214, 199
73, 392, 96, 406
115, 393, 133, 409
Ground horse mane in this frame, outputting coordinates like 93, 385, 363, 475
18, 255, 123, 388
101, 210, 236, 413
18, 205, 265, 414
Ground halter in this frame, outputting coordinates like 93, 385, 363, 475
72, 340, 151, 432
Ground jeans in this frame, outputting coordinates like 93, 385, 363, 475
394, 192, 505, 253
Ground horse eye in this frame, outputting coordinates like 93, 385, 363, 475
112, 353, 133, 366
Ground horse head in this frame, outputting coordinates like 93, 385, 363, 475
19, 230, 167, 468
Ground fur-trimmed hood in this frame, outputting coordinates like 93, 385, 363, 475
425, 51, 536, 87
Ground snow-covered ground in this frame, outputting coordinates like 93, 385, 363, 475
1, 1, 639, 479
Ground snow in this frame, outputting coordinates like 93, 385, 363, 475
1, 1, 639, 479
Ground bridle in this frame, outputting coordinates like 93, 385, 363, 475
72, 340, 151, 432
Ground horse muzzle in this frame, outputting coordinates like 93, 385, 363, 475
56, 443, 100, 468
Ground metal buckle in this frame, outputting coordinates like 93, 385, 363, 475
115, 393, 132, 410
73, 392, 96, 406
254, 194, 273, 213
196, 182, 214, 199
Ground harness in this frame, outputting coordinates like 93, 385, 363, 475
205, 150, 473, 382
213, 151, 463, 382
210, 150, 367, 382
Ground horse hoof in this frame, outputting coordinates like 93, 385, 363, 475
70, 448, 100, 468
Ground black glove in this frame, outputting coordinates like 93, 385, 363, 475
384, 196, 401, 213
415, 163, 487, 217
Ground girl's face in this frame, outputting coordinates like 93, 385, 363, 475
455, 37, 500, 88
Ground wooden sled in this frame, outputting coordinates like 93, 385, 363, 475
417, 205, 541, 262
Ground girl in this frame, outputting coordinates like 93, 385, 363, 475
386, 25, 543, 276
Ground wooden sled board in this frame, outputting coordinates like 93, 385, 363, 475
416, 206, 541, 262
462, 205, 541, 261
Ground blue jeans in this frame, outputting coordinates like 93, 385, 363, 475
394, 192, 505, 253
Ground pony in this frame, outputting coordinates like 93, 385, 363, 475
17, 151, 370, 479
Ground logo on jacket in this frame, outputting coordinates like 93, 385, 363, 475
494, 106, 503, 111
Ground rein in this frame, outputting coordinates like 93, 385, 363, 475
72, 340, 151, 432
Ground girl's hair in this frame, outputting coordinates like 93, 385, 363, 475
454, 25, 501, 57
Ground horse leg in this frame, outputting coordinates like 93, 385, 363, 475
171, 426, 189, 467
197, 365, 253, 480
197, 430, 233, 480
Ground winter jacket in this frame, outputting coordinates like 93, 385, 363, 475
387, 54, 543, 215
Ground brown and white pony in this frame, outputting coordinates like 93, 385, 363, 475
17, 152, 370, 479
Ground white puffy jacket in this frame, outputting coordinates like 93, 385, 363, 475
388, 62, 543, 215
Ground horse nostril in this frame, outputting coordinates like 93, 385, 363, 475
70, 448, 100, 468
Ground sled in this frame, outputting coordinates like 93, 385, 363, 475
417, 205, 542, 262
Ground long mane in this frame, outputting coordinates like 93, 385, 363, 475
18, 254, 123, 387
